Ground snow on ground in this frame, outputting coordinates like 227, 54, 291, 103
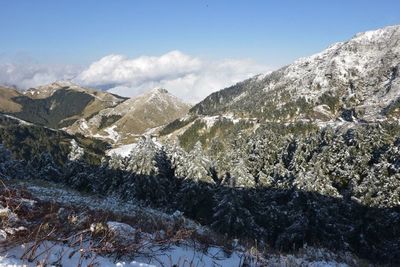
79, 119, 89, 131
107, 143, 137, 157
94, 125, 120, 142
0, 241, 245, 267
105, 125, 120, 142
222, 113, 241, 124
4, 181, 357, 267
2, 114, 33, 126
201, 116, 219, 128
0, 241, 352, 267
21, 181, 209, 234
0, 241, 154, 267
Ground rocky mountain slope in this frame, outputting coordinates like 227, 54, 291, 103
65, 88, 191, 144
158, 25, 400, 151
191, 25, 400, 122
0, 81, 127, 128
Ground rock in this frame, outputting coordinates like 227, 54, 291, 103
106, 221, 136, 243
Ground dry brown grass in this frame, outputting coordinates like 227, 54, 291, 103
0, 180, 239, 266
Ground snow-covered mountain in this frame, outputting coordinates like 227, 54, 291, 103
190, 25, 400, 123
65, 88, 191, 144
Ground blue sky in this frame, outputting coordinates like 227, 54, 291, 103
1, 0, 399, 66
0, 0, 399, 101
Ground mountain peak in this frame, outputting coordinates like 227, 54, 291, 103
151, 88, 169, 94
353, 24, 400, 41
189, 25, 400, 123
51, 80, 79, 88
64, 86, 191, 144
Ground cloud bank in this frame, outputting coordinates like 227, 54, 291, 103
0, 51, 270, 103
0, 61, 79, 90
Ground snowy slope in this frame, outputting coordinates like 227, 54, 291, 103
190, 25, 400, 123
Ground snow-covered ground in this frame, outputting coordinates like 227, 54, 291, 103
107, 143, 137, 157
0, 241, 244, 267
0, 241, 353, 267
1, 180, 359, 267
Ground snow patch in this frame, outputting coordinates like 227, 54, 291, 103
68, 139, 84, 161
107, 143, 137, 157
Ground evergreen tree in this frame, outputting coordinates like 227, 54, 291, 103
211, 188, 257, 237
185, 141, 214, 183
165, 140, 188, 179
231, 159, 255, 187
107, 153, 127, 170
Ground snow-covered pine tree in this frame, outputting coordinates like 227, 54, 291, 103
126, 136, 158, 175
164, 140, 188, 179
107, 153, 127, 170
185, 141, 214, 184
68, 139, 85, 161
124, 136, 173, 204
230, 159, 255, 187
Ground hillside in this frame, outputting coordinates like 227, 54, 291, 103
66, 88, 191, 144
0, 81, 127, 129
159, 25, 400, 150
0, 82, 191, 145
0, 113, 109, 166
190, 25, 400, 122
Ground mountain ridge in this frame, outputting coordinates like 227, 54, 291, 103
190, 25, 400, 122
65, 87, 191, 144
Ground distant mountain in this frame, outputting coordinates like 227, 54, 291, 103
0, 81, 127, 128
160, 25, 400, 149
64, 88, 191, 144
0, 113, 108, 166
0, 82, 191, 145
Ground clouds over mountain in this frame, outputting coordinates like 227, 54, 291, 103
0, 60, 79, 90
0, 51, 270, 102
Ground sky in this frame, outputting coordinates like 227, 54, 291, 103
1, 0, 399, 102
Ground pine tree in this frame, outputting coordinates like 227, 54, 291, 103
211, 188, 257, 237
37, 152, 62, 182
0, 144, 27, 179
126, 136, 158, 175
185, 141, 214, 183
107, 153, 127, 170
231, 159, 255, 187
124, 136, 174, 204
164, 140, 188, 179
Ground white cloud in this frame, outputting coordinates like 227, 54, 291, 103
75, 51, 270, 103
0, 51, 271, 103
0, 58, 80, 89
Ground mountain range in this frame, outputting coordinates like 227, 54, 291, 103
0, 81, 191, 145
1, 25, 400, 265
2, 26, 399, 148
